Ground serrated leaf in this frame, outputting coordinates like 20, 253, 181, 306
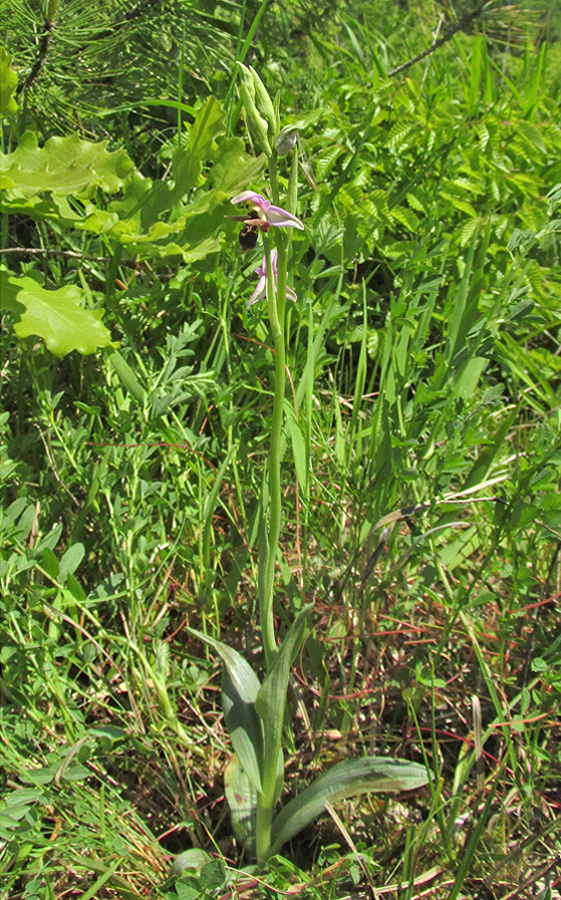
371, 188, 390, 220
406, 191, 426, 213
441, 191, 477, 218
475, 123, 489, 149
385, 120, 414, 150
1, 269, 113, 356
315, 145, 344, 182
458, 218, 478, 248
516, 120, 546, 155
270, 757, 428, 856
391, 205, 420, 232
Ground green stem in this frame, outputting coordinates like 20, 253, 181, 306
259, 149, 294, 671
269, 151, 280, 205
260, 234, 287, 669
254, 151, 296, 865
255, 791, 273, 866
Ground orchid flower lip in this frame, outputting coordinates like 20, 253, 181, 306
231, 191, 304, 231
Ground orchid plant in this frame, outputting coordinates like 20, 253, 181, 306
186, 64, 428, 871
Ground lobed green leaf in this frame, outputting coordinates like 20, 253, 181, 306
1, 268, 114, 356
0, 131, 134, 198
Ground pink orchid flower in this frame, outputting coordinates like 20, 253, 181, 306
247, 250, 298, 309
229, 191, 304, 232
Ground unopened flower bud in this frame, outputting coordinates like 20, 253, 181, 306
249, 66, 279, 136
236, 62, 271, 156
236, 62, 255, 100
275, 126, 298, 156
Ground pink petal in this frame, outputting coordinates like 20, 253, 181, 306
247, 275, 267, 308
264, 204, 304, 230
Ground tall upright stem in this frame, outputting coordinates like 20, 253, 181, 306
255, 153, 294, 862
260, 233, 287, 669
258, 151, 294, 671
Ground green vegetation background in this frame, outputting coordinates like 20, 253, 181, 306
1, 1, 560, 898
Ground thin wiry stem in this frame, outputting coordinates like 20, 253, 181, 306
0, 247, 105, 260
389, 5, 484, 78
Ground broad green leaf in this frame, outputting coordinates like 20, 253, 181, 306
199, 858, 226, 891
224, 753, 257, 855
269, 757, 428, 856
118, 227, 224, 263
0, 109, 263, 267
42, 547, 59, 578
1, 269, 114, 356
171, 96, 225, 200
105, 184, 227, 261
132, 99, 226, 225
189, 628, 264, 793
58, 543, 85, 581
209, 137, 267, 196
255, 605, 313, 801
221, 667, 263, 794
0, 47, 18, 117
441, 191, 477, 218
0, 131, 135, 197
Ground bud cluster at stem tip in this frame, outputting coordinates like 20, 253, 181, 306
236, 62, 280, 158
